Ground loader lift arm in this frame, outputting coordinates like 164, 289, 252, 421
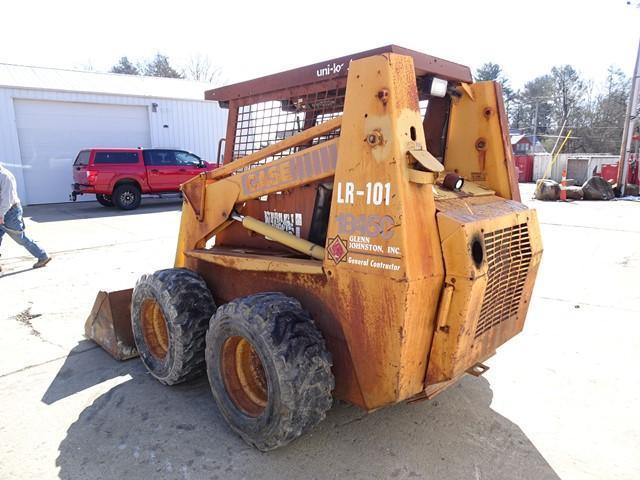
176, 117, 341, 267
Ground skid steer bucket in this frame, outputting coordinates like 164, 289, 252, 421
84, 289, 138, 360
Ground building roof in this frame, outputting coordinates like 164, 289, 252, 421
0, 63, 214, 101
510, 134, 530, 145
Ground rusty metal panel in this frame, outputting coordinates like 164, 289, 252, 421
206, 45, 472, 103
233, 140, 338, 200
422, 96, 450, 158
320, 53, 446, 408
185, 248, 324, 274
494, 82, 522, 201
426, 197, 542, 384
84, 289, 137, 360
215, 184, 320, 252
444, 81, 520, 200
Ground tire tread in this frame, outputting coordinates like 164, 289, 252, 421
132, 268, 215, 385
206, 292, 334, 450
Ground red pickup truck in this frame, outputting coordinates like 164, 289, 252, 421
70, 148, 218, 210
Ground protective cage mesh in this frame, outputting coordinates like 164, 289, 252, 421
232, 88, 346, 168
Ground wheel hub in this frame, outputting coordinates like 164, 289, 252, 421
221, 336, 268, 417
120, 191, 134, 206
140, 299, 169, 359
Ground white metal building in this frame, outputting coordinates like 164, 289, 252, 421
532, 153, 620, 184
0, 63, 227, 204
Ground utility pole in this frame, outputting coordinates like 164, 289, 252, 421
617, 38, 640, 195
527, 96, 552, 151
532, 101, 540, 152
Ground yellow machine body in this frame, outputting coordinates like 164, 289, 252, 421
167, 52, 543, 411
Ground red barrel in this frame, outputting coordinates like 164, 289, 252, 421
600, 163, 619, 183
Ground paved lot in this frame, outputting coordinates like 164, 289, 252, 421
1, 186, 638, 480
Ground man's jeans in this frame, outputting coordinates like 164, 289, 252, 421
0, 204, 47, 260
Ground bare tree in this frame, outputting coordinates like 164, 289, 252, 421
76, 60, 95, 72
577, 66, 630, 153
184, 54, 222, 84
550, 65, 585, 130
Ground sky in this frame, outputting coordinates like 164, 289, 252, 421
1, 0, 638, 91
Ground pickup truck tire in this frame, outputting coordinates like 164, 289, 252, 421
113, 183, 142, 210
95, 194, 114, 207
205, 292, 334, 451
131, 268, 216, 385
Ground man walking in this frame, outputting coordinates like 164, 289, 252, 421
0, 163, 51, 271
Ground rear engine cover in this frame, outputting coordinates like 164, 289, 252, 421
426, 196, 542, 384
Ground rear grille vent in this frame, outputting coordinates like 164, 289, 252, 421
475, 223, 532, 338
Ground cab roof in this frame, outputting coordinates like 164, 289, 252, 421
206, 45, 472, 104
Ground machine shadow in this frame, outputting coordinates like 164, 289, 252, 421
55, 349, 560, 480
25, 197, 183, 223
41, 340, 136, 405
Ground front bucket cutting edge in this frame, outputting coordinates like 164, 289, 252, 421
84, 289, 138, 360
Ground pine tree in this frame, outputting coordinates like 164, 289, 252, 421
110, 57, 139, 75
144, 54, 183, 79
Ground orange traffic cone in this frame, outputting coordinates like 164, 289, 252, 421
560, 168, 567, 201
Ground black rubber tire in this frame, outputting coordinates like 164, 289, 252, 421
205, 292, 334, 451
131, 268, 216, 385
95, 194, 114, 207
113, 183, 142, 210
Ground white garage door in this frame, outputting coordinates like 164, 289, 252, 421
14, 99, 151, 204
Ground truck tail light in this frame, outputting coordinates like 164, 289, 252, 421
86, 169, 98, 184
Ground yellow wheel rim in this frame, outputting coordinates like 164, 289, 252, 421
141, 299, 169, 359
221, 336, 268, 417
